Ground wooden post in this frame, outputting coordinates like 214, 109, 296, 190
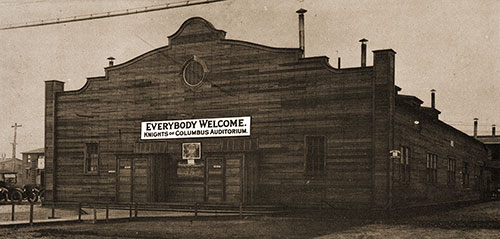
93, 206, 97, 224
134, 202, 138, 218
50, 202, 55, 219
29, 203, 34, 226
11, 203, 15, 221
129, 203, 132, 220
106, 204, 109, 222
194, 202, 198, 218
78, 202, 82, 222
239, 202, 243, 219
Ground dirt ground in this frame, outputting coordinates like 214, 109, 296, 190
2, 201, 500, 238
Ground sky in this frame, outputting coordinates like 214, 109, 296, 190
0, 0, 499, 158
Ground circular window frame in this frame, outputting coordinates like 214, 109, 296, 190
182, 56, 208, 88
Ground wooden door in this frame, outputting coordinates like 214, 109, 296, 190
132, 158, 150, 202
117, 158, 132, 202
117, 156, 151, 203
206, 157, 225, 202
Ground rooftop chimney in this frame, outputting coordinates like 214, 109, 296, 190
474, 118, 478, 138
107, 57, 115, 66
338, 57, 341, 69
430, 89, 436, 109
359, 38, 368, 67
493, 124, 496, 136
296, 8, 307, 58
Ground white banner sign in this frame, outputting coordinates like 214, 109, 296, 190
141, 116, 251, 140
37, 156, 45, 169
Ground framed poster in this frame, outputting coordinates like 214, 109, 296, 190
182, 143, 201, 160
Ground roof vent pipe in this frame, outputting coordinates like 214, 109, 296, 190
338, 57, 341, 69
493, 124, 496, 136
474, 118, 478, 138
296, 8, 307, 58
359, 38, 368, 67
430, 89, 436, 109
107, 57, 115, 66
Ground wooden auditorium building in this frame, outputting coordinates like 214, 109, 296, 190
44, 11, 488, 210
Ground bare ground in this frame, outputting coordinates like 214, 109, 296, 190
2, 201, 500, 238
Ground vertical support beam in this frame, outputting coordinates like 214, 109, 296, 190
371, 49, 396, 211
44, 80, 64, 203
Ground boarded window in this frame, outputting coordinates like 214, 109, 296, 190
400, 146, 410, 183
447, 158, 456, 185
85, 143, 99, 174
426, 153, 438, 184
305, 136, 326, 175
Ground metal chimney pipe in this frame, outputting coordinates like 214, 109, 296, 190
338, 57, 341, 69
107, 57, 115, 66
430, 89, 436, 109
296, 9, 307, 58
474, 118, 478, 138
493, 124, 496, 136
359, 38, 368, 67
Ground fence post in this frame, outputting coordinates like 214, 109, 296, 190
78, 202, 82, 222
239, 202, 243, 219
194, 202, 198, 218
106, 204, 109, 222
134, 202, 138, 218
93, 206, 97, 224
50, 202, 55, 219
129, 203, 132, 220
11, 203, 15, 221
29, 203, 34, 226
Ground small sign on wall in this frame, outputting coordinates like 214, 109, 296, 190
182, 143, 201, 160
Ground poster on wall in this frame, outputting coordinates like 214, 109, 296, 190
141, 116, 251, 140
182, 143, 201, 160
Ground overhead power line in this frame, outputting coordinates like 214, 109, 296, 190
0, 0, 226, 31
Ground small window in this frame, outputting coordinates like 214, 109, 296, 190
462, 161, 469, 187
399, 146, 410, 183
85, 143, 99, 174
426, 153, 438, 184
305, 136, 326, 175
447, 158, 456, 185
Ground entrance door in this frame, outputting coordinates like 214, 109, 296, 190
206, 157, 225, 202
117, 156, 152, 203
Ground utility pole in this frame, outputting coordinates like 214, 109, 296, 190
11, 123, 22, 171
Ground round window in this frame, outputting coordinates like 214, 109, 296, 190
183, 60, 205, 87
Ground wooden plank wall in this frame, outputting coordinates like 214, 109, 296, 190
393, 103, 488, 208
49, 17, 393, 208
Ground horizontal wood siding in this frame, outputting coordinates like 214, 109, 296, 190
48, 18, 394, 208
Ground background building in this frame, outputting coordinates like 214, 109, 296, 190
21, 148, 45, 187
44, 15, 488, 210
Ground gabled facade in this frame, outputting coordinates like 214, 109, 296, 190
44, 17, 488, 210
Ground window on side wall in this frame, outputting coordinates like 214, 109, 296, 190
400, 146, 410, 183
447, 158, 456, 185
84, 143, 99, 174
462, 161, 469, 187
305, 136, 326, 176
426, 153, 438, 184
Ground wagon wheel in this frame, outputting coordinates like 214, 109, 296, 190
0, 191, 7, 202
9, 190, 23, 203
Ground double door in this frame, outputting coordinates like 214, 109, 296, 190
117, 155, 153, 203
